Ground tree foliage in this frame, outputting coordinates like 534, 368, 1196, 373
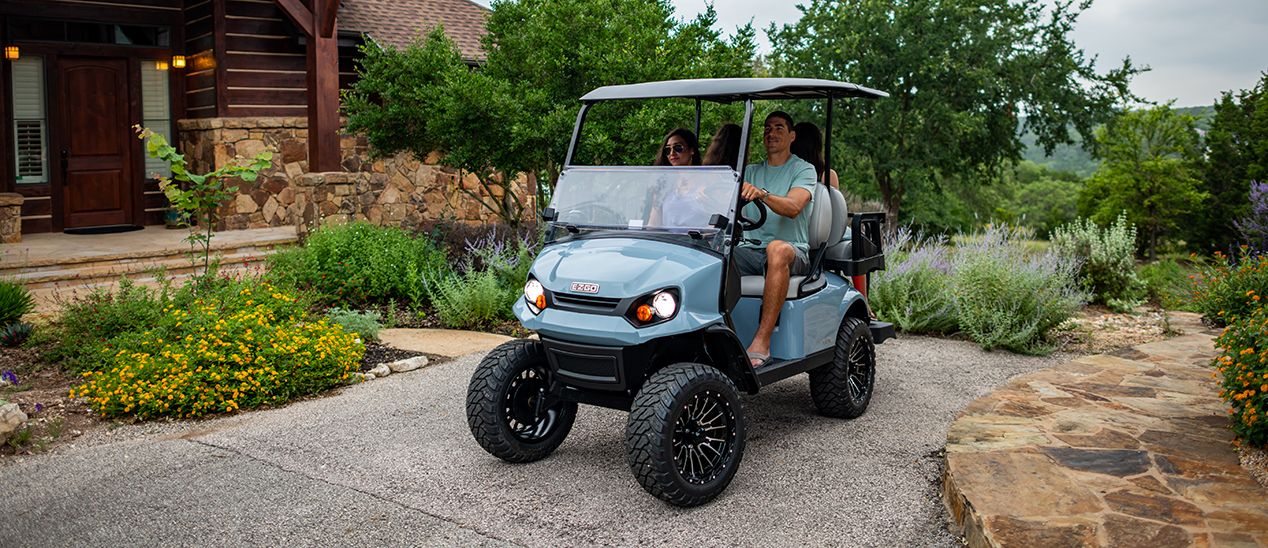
342, 1, 756, 226
1078, 102, 1208, 260
768, 0, 1141, 234
1189, 72, 1268, 253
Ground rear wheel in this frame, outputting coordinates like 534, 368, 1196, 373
809, 316, 876, 418
626, 363, 746, 506
467, 340, 577, 462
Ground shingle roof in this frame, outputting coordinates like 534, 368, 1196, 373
339, 0, 489, 62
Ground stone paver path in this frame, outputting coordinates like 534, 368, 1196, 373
942, 322, 1268, 547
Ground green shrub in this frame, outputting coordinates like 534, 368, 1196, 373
1138, 257, 1202, 311
1212, 304, 1268, 446
871, 230, 958, 333
951, 225, 1089, 354
267, 222, 448, 308
70, 280, 360, 419
1051, 212, 1144, 312
426, 268, 516, 330
0, 280, 34, 327
325, 307, 382, 342
1191, 248, 1268, 326
34, 278, 168, 371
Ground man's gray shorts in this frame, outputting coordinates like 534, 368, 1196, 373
733, 245, 810, 277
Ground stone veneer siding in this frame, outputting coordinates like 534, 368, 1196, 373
176, 117, 533, 234
0, 193, 22, 243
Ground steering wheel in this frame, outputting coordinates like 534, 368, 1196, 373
738, 197, 767, 231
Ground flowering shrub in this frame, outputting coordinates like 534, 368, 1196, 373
1234, 181, 1268, 251
951, 225, 1089, 354
424, 226, 536, 330
34, 277, 170, 371
1050, 212, 1144, 312
71, 285, 361, 419
870, 229, 957, 333
1191, 248, 1268, 326
1212, 303, 1268, 446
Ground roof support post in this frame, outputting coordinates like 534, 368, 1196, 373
276, 0, 342, 172
825, 97, 833, 185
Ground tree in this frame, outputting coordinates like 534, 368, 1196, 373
1189, 72, 1268, 253
343, 1, 756, 226
1079, 102, 1208, 261
768, 0, 1141, 234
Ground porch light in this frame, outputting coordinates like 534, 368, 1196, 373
171, 55, 186, 68
156, 60, 169, 71
4, 46, 17, 60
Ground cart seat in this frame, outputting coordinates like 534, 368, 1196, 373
740, 183, 849, 299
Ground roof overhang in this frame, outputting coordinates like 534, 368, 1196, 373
578, 78, 889, 104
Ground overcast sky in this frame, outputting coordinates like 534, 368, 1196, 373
466, 0, 1268, 107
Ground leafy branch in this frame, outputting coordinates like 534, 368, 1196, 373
134, 126, 273, 278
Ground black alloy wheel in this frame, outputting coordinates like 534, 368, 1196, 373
467, 340, 577, 462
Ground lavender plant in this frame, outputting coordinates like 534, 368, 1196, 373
870, 229, 958, 333
423, 227, 539, 330
1234, 181, 1268, 252
951, 225, 1089, 354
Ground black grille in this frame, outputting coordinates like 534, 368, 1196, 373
552, 351, 618, 380
552, 293, 622, 313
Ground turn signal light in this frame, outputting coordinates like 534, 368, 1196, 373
535, 294, 546, 309
636, 304, 655, 322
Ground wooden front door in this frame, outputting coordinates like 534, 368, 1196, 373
57, 57, 135, 228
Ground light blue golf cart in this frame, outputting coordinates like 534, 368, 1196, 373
466, 78, 894, 506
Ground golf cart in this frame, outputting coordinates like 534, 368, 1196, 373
466, 78, 894, 506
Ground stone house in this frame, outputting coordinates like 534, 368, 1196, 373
0, 0, 529, 240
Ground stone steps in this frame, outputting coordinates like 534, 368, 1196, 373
5, 238, 296, 315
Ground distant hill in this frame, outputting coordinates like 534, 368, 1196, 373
1017, 105, 1214, 178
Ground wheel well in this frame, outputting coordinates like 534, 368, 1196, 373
637, 331, 757, 394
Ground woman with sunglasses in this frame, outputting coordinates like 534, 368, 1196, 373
653, 128, 701, 166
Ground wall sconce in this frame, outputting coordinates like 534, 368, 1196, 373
4, 46, 17, 60
156, 60, 169, 71
171, 55, 186, 69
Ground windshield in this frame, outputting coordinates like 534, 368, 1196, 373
545, 166, 739, 249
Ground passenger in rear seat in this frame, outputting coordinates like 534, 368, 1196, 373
790, 122, 839, 188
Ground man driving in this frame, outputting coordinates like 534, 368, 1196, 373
736, 111, 817, 368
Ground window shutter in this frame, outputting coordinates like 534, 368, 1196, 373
11, 57, 48, 184
140, 62, 172, 180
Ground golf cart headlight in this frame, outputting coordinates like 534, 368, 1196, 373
524, 279, 545, 311
652, 291, 677, 318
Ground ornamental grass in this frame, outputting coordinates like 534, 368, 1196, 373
70, 283, 362, 420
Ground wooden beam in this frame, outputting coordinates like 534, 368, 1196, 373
317, 0, 338, 38
273, 0, 313, 37
306, 25, 341, 172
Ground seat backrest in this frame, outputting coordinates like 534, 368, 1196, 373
806, 184, 831, 250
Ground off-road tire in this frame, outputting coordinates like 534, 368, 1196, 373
808, 316, 876, 419
625, 363, 746, 506
466, 339, 577, 463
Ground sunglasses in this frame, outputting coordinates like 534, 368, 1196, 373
663, 143, 687, 155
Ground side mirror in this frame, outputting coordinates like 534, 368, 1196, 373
541, 208, 557, 222
709, 214, 728, 229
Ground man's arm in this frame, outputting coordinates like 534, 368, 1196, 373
744, 184, 810, 219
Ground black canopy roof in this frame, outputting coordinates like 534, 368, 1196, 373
578, 77, 888, 103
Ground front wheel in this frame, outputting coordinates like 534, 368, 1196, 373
626, 363, 746, 506
808, 316, 876, 418
467, 340, 577, 462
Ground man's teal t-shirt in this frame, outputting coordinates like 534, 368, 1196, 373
741, 156, 817, 252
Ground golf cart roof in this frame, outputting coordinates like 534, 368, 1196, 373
578, 77, 889, 103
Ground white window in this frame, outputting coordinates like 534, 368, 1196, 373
140, 61, 172, 179
11, 56, 48, 185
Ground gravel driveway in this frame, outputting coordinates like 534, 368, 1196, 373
0, 334, 1079, 548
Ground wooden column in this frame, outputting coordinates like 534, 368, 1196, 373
276, 0, 341, 172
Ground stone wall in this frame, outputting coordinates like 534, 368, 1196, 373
175, 117, 534, 233
0, 193, 22, 243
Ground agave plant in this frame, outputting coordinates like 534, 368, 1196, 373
0, 322, 33, 347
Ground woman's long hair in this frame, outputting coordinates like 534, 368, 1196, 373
791, 122, 826, 182
702, 123, 743, 169
653, 128, 701, 166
